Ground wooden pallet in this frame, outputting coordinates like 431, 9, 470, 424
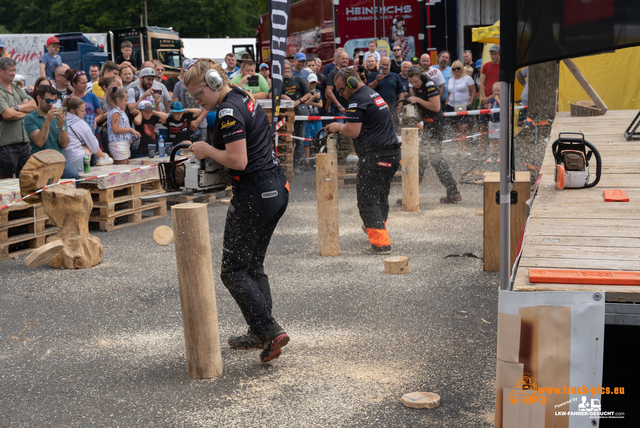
89, 199, 167, 232
0, 223, 58, 260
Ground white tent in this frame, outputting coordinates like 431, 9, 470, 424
181, 38, 256, 63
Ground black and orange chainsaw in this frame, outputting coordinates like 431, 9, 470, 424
552, 133, 601, 189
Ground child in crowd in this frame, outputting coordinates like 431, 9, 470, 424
131, 100, 168, 158
115, 41, 138, 74
63, 96, 113, 169
304, 74, 323, 170
39, 37, 62, 81
165, 101, 203, 146
363, 40, 381, 62
106, 87, 140, 164
487, 82, 500, 162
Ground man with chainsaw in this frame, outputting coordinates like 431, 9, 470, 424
326, 68, 401, 255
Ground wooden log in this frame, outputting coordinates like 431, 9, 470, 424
401, 128, 420, 211
570, 101, 605, 117
41, 185, 103, 269
316, 153, 339, 256
562, 59, 608, 113
171, 203, 223, 379
153, 225, 174, 246
326, 134, 338, 154
384, 256, 409, 274
19, 150, 66, 204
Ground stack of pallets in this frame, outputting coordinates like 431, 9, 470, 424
78, 180, 166, 232
0, 202, 57, 260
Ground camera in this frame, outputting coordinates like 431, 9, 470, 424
357, 65, 365, 73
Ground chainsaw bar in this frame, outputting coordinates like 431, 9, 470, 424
138, 191, 215, 201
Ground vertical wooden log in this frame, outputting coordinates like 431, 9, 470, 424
316, 153, 339, 256
172, 203, 222, 379
326, 134, 338, 154
401, 128, 420, 211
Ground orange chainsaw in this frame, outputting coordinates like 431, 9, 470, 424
552, 133, 601, 189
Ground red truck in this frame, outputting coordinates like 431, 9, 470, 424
257, 0, 427, 67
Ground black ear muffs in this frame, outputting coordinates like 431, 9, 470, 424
346, 76, 358, 89
205, 69, 223, 91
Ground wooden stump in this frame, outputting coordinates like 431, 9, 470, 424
385, 256, 409, 274
42, 185, 103, 269
316, 153, 339, 256
172, 203, 223, 379
401, 128, 419, 211
570, 101, 605, 117
19, 150, 66, 204
153, 225, 174, 246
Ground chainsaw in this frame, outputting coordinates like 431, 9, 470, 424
139, 143, 231, 200
392, 99, 421, 127
552, 133, 601, 189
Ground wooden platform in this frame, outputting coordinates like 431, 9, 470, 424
513, 110, 640, 302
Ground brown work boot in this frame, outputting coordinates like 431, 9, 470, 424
440, 191, 462, 204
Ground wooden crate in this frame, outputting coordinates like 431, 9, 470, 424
79, 179, 167, 232
0, 202, 58, 261
483, 171, 529, 271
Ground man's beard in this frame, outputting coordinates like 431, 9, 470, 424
439, 61, 448, 68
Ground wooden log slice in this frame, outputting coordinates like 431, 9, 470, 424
153, 225, 174, 246
400, 392, 441, 409
385, 256, 409, 274
24, 239, 64, 268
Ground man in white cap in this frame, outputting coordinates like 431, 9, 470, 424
303, 73, 323, 170
127, 67, 171, 113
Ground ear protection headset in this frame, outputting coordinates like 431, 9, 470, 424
338, 68, 359, 89
204, 69, 224, 91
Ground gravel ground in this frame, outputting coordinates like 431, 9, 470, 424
1, 153, 501, 427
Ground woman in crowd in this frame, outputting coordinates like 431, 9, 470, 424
184, 58, 290, 364
62, 96, 113, 169
66, 69, 103, 142
445, 60, 476, 155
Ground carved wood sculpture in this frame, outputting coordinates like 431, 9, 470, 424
19, 149, 103, 269
19, 149, 66, 204
41, 185, 103, 269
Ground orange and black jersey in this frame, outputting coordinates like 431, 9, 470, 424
344, 86, 400, 157
210, 87, 279, 176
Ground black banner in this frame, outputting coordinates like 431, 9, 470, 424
269, 0, 291, 134
512, 0, 640, 69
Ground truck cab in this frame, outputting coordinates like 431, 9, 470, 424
107, 26, 182, 78
54, 33, 108, 75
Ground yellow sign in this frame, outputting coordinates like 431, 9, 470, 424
472, 20, 500, 44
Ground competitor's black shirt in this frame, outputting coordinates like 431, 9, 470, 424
210, 87, 278, 176
414, 77, 446, 132
344, 85, 400, 157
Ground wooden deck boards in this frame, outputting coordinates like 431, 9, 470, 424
513, 111, 640, 302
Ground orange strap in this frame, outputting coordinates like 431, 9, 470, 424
366, 228, 390, 247
285, 181, 290, 192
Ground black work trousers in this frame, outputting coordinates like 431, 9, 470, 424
419, 127, 458, 196
220, 167, 289, 342
356, 151, 401, 248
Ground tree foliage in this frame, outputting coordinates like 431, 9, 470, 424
0, 0, 269, 38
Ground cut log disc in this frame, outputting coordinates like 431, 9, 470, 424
400, 392, 441, 409
153, 226, 174, 246
24, 240, 65, 268
385, 256, 409, 274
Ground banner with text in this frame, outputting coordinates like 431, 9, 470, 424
268, 0, 291, 134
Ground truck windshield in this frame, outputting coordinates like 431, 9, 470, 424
158, 50, 181, 68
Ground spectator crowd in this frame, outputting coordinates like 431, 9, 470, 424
0, 25, 513, 179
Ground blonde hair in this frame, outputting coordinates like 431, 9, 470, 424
463, 65, 473, 75
451, 60, 463, 70
183, 58, 255, 105
492, 82, 501, 91
369, 39, 378, 47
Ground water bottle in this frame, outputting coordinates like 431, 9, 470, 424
158, 136, 165, 158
